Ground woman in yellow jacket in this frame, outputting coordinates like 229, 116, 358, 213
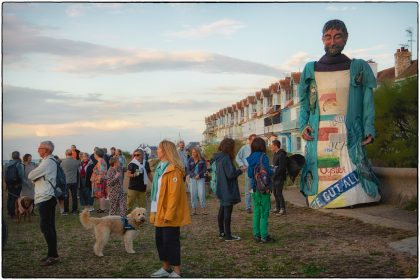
150, 140, 191, 278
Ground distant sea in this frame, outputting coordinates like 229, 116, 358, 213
2, 159, 41, 166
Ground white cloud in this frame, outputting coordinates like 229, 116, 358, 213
326, 5, 357, 12
3, 16, 281, 77
66, 4, 88, 17
3, 120, 139, 139
280, 51, 313, 72
167, 19, 245, 39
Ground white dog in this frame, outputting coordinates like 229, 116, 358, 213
80, 207, 146, 257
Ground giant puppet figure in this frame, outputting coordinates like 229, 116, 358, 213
299, 19, 381, 209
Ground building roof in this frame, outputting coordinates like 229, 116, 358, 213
398, 60, 418, 80
255, 91, 262, 100
291, 72, 301, 84
236, 101, 243, 109
377, 59, 418, 83
279, 79, 291, 91
247, 95, 256, 104
377, 66, 395, 83
261, 88, 270, 97
269, 83, 279, 94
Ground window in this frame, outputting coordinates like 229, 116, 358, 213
296, 137, 302, 151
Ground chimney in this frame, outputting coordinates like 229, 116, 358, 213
394, 47, 412, 78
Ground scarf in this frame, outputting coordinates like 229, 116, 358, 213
151, 161, 169, 202
315, 54, 351, 72
129, 158, 149, 185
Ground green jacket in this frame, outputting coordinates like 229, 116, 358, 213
298, 59, 380, 197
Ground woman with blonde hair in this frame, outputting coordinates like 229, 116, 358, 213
150, 140, 191, 278
187, 146, 207, 215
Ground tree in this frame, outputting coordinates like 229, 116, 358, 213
367, 78, 418, 167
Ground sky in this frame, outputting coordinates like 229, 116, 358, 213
2, 1, 418, 160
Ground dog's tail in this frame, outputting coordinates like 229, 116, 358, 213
79, 209, 96, 230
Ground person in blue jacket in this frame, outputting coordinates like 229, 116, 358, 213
246, 137, 274, 243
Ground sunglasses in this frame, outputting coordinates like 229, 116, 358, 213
134, 154, 141, 157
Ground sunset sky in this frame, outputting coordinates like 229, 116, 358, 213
3, 2, 417, 159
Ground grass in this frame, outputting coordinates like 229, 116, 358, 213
2, 184, 418, 278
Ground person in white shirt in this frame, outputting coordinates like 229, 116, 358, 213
28, 140, 60, 266
235, 134, 256, 213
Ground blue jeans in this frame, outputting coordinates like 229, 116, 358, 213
244, 176, 252, 210
190, 178, 206, 209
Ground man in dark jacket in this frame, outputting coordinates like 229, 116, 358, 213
271, 140, 287, 215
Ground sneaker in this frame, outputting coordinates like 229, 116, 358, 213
254, 236, 261, 242
96, 209, 106, 213
246, 209, 252, 214
271, 208, 279, 213
192, 209, 197, 215
71, 210, 79, 215
225, 235, 241, 241
88, 207, 95, 212
275, 209, 286, 216
218, 232, 225, 239
260, 235, 275, 244
151, 268, 170, 278
169, 271, 181, 278
40, 257, 59, 266
61, 212, 68, 216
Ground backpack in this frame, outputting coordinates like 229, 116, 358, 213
210, 160, 218, 193
5, 162, 22, 186
253, 154, 272, 194
48, 158, 68, 199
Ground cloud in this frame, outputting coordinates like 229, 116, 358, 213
280, 51, 313, 72
344, 45, 386, 58
167, 19, 245, 39
66, 4, 87, 17
3, 15, 281, 77
4, 120, 139, 139
326, 5, 357, 12
3, 84, 222, 133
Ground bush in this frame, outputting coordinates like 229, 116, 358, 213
367, 78, 418, 167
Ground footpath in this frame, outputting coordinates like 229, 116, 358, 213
283, 187, 418, 257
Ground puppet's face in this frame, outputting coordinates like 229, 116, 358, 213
322, 28, 347, 56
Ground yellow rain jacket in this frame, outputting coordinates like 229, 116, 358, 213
150, 164, 191, 227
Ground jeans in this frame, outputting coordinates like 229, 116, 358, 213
244, 176, 252, 210
189, 178, 206, 209
38, 196, 58, 258
155, 226, 181, 266
218, 204, 233, 237
79, 187, 94, 206
272, 179, 286, 210
252, 192, 271, 239
64, 183, 78, 213
7, 184, 22, 217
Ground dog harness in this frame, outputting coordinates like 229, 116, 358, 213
121, 216, 136, 232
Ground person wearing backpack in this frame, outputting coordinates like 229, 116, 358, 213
213, 138, 246, 241
5, 151, 24, 218
271, 140, 288, 216
246, 137, 275, 244
28, 141, 60, 266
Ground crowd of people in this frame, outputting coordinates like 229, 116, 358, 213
4, 136, 287, 274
